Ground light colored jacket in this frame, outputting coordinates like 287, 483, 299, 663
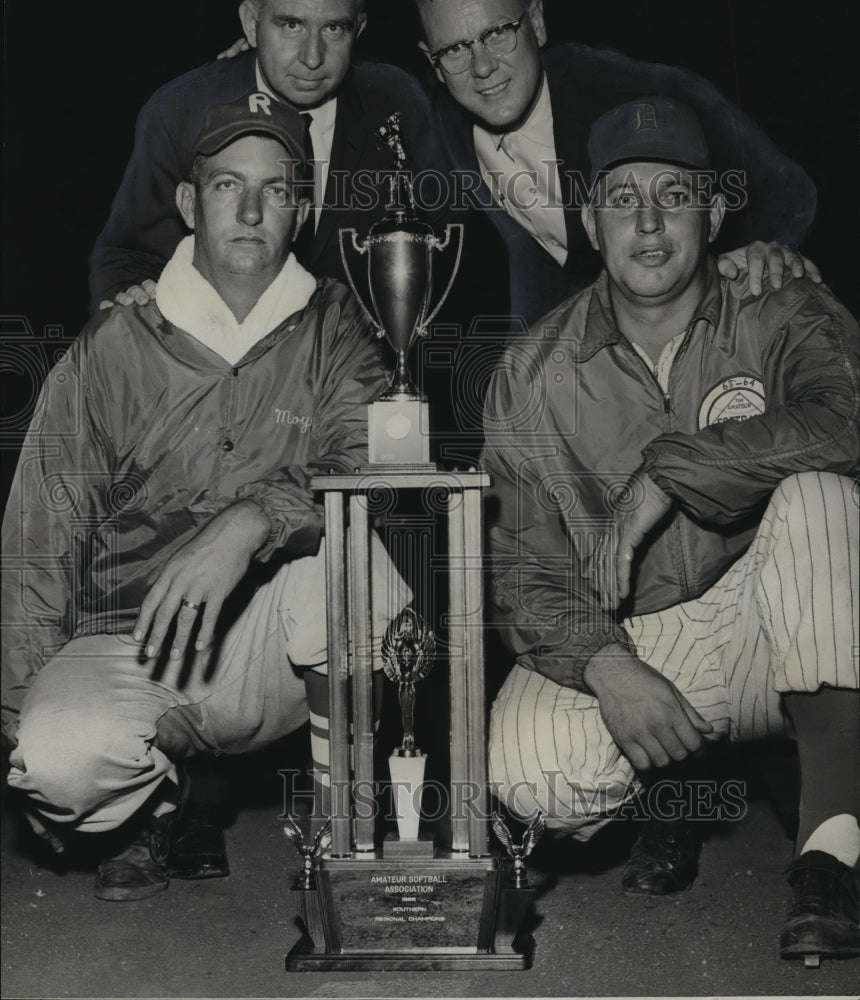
2, 278, 383, 739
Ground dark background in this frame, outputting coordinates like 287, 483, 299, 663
1, 0, 858, 488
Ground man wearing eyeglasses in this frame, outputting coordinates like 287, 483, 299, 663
415, 0, 820, 327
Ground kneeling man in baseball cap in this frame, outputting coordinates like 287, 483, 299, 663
483, 96, 859, 964
2, 92, 409, 900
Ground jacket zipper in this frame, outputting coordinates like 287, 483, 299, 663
619, 328, 694, 598
665, 325, 697, 599
619, 339, 672, 421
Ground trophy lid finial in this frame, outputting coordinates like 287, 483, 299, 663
377, 112, 407, 171
376, 112, 417, 219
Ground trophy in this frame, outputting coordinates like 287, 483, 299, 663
340, 113, 463, 467
381, 608, 436, 853
287, 117, 540, 974
292, 464, 544, 970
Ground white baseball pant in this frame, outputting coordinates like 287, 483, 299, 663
8, 534, 409, 832
488, 472, 859, 839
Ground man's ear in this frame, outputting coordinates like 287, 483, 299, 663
418, 40, 447, 87
177, 182, 196, 231
355, 11, 367, 39
707, 193, 726, 244
238, 0, 259, 47
527, 0, 548, 48
582, 203, 600, 252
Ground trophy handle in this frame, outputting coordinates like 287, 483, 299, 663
338, 228, 384, 338
421, 223, 464, 332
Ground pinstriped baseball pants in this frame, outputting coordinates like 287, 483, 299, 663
488, 473, 859, 840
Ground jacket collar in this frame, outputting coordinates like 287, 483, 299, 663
147, 289, 322, 373
579, 257, 723, 361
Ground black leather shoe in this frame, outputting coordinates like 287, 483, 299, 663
622, 819, 698, 895
780, 851, 860, 965
165, 804, 230, 880
95, 767, 188, 901
95, 831, 169, 901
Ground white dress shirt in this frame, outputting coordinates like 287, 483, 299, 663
473, 75, 568, 266
255, 63, 336, 231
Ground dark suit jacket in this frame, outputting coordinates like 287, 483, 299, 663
433, 42, 818, 325
89, 51, 438, 310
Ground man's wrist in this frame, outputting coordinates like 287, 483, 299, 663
229, 499, 272, 553
583, 641, 639, 697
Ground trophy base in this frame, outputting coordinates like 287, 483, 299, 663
382, 831, 435, 860
285, 853, 536, 972
286, 938, 535, 972
389, 751, 426, 842
358, 462, 437, 474
368, 399, 430, 465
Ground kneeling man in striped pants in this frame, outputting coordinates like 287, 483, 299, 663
481, 97, 859, 963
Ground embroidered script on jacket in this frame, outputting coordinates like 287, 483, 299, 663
275, 408, 313, 434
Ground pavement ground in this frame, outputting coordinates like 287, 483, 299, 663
2, 740, 859, 1000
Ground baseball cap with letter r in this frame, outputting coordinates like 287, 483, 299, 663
192, 91, 309, 169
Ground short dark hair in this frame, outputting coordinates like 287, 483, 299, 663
190, 153, 207, 189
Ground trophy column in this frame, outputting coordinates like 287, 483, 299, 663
283, 471, 539, 971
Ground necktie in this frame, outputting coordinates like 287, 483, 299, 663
292, 113, 317, 262
302, 113, 323, 229
300, 112, 315, 165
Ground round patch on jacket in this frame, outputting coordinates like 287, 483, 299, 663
698, 376, 765, 428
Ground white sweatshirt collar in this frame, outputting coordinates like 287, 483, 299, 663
155, 236, 317, 364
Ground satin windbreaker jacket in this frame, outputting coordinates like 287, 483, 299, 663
1, 279, 383, 739
482, 261, 860, 689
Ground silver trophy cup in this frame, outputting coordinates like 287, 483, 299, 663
340, 113, 463, 465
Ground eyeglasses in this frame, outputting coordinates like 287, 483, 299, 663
430, 14, 527, 75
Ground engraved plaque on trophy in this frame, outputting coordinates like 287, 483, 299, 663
324, 862, 488, 952
340, 113, 463, 468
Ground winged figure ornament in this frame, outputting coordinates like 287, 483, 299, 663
491, 811, 546, 888
282, 815, 332, 890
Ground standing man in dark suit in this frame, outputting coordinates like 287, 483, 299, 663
415, 0, 821, 326
89, 0, 437, 310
